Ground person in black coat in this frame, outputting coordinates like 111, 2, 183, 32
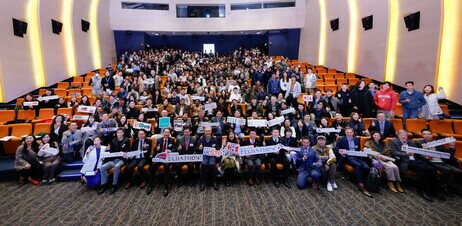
265, 127, 291, 188
368, 112, 396, 138
125, 129, 152, 189
125, 100, 140, 119
309, 101, 331, 122
350, 80, 375, 118
101, 73, 115, 94
240, 129, 263, 186
335, 83, 353, 117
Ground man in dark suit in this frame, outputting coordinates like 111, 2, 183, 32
335, 127, 372, 197
265, 128, 291, 188
101, 72, 115, 94
389, 129, 439, 201
125, 130, 152, 189
368, 112, 396, 138
415, 129, 462, 199
174, 98, 190, 118
265, 95, 280, 116
147, 128, 177, 197
176, 127, 198, 186
198, 126, 220, 191
241, 129, 263, 186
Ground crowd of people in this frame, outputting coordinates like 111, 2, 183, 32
13, 47, 461, 201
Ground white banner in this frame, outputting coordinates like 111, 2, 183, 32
204, 102, 217, 111
144, 78, 155, 84
363, 147, 395, 162
80, 126, 95, 133
152, 152, 203, 163
316, 128, 341, 133
247, 119, 268, 128
141, 108, 158, 112
38, 95, 59, 101
227, 117, 246, 125
267, 116, 285, 127
191, 95, 205, 101
77, 106, 96, 114
73, 115, 90, 120
401, 145, 451, 159
238, 145, 281, 156
101, 127, 119, 132
199, 122, 220, 127
132, 121, 152, 131
23, 101, 39, 107
203, 147, 227, 157
424, 137, 456, 148
101, 150, 147, 159
0, 136, 15, 141
344, 150, 368, 157
280, 107, 296, 115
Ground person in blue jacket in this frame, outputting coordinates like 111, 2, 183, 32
296, 136, 322, 190
399, 81, 426, 120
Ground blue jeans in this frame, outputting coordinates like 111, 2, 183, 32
297, 168, 321, 189
402, 108, 419, 119
346, 157, 370, 184
100, 159, 125, 186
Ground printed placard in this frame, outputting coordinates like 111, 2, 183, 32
141, 108, 158, 113
204, 102, 217, 111
401, 145, 451, 159
424, 137, 456, 148
133, 121, 152, 131
38, 95, 59, 101
78, 105, 96, 114
174, 120, 184, 132
152, 153, 203, 163
191, 96, 205, 101
101, 127, 119, 132
363, 147, 395, 162
238, 145, 281, 156
303, 95, 313, 102
267, 116, 285, 127
344, 150, 368, 157
23, 101, 39, 107
316, 128, 341, 133
247, 119, 268, 128
227, 117, 246, 125
73, 115, 90, 120
159, 117, 171, 128
280, 107, 296, 115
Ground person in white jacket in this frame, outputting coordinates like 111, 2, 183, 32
285, 76, 302, 108
304, 69, 317, 94
420, 85, 446, 120
80, 136, 107, 185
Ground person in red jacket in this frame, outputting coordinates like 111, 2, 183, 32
374, 81, 397, 118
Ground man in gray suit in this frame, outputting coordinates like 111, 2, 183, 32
176, 127, 198, 186
61, 122, 84, 163
389, 130, 438, 202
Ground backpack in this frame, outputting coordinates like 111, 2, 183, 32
366, 167, 381, 193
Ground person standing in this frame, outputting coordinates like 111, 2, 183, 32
285, 76, 301, 108
373, 81, 397, 118
198, 127, 220, 191
420, 85, 447, 120
399, 81, 426, 120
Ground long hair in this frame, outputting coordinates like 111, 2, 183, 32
22, 134, 39, 154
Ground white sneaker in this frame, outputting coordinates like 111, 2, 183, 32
327, 182, 333, 192
332, 182, 338, 189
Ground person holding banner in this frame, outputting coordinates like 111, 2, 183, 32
125, 130, 152, 189
281, 128, 298, 168
346, 112, 368, 137
16, 93, 38, 116
336, 128, 372, 197
416, 129, 462, 197
296, 136, 322, 190
313, 136, 338, 192
177, 127, 198, 187
210, 111, 226, 139
39, 88, 58, 109
143, 98, 159, 119
147, 128, 177, 196
198, 127, 220, 191
265, 128, 291, 188
221, 131, 240, 186
98, 129, 130, 195
315, 118, 336, 146
61, 122, 84, 163
365, 131, 403, 193
192, 111, 209, 139
241, 129, 263, 186
229, 110, 246, 139
53, 97, 68, 115
97, 113, 118, 145
125, 100, 140, 120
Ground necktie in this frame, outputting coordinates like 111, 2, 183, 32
139, 140, 144, 158
380, 122, 385, 133
163, 139, 167, 152
185, 138, 189, 152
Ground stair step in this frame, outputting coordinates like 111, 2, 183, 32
60, 161, 84, 170
57, 169, 82, 182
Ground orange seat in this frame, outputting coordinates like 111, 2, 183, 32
0, 125, 9, 137
34, 123, 51, 135
324, 74, 335, 80
395, 104, 403, 118
429, 120, 454, 134
336, 78, 347, 85
0, 110, 16, 124
82, 88, 92, 96
38, 89, 46, 96
10, 123, 33, 137
327, 68, 336, 73
325, 80, 336, 86
360, 137, 368, 150
334, 73, 344, 79
37, 108, 55, 120
57, 82, 69, 89
391, 118, 404, 132
53, 89, 67, 97
348, 78, 358, 84
17, 109, 36, 121
454, 121, 462, 135
362, 118, 374, 129
16, 98, 25, 106
440, 105, 449, 115
57, 108, 73, 117
67, 89, 82, 96
345, 73, 356, 79
71, 82, 82, 87
73, 77, 84, 83
405, 119, 427, 135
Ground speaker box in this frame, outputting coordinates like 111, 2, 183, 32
12, 18, 28, 37
51, 19, 63, 35
404, 11, 420, 31
362, 15, 373, 31
81, 19, 90, 32
330, 18, 339, 31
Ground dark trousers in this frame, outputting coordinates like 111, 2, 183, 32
286, 94, 299, 109
148, 162, 170, 189
174, 162, 196, 182
267, 154, 290, 181
346, 156, 370, 184
43, 158, 60, 181
408, 160, 439, 193
127, 158, 147, 183
200, 156, 217, 183
19, 164, 42, 180
430, 162, 462, 186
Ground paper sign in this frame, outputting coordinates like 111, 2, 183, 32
78, 106, 96, 114
141, 108, 158, 112
204, 102, 217, 111
280, 107, 296, 115
23, 101, 39, 107
316, 128, 341, 133
267, 116, 285, 127
133, 121, 152, 131
303, 95, 313, 102
144, 78, 155, 84
73, 115, 90, 120
247, 119, 268, 128
363, 147, 395, 162
199, 122, 219, 127
227, 117, 246, 125
152, 153, 203, 163
80, 126, 95, 133
203, 147, 227, 157
344, 150, 368, 157
101, 127, 119, 132
174, 120, 184, 132
101, 150, 147, 159
38, 95, 59, 101
224, 142, 240, 155
238, 145, 281, 156
401, 145, 451, 159
159, 117, 171, 128
191, 96, 205, 101
424, 137, 456, 148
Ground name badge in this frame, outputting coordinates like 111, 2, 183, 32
212, 144, 216, 147
190, 144, 194, 147
168, 144, 172, 147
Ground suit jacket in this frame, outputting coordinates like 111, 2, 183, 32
335, 136, 360, 151
106, 137, 131, 163
265, 136, 284, 157
368, 120, 396, 138
130, 138, 153, 161
265, 102, 280, 116
61, 130, 84, 155
174, 104, 190, 117
414, 139, 455, 165
241, 138, 263, 158
158, 104, 175, 116
101, 76, 115, 91
178, 135, 197, 154
389, 138, 417, 173
155, 137, 177, 155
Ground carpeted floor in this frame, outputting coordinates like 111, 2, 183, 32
0, 176, 461, 225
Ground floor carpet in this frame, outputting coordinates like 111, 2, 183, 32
0, 176, 461, 225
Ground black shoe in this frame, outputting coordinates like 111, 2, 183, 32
435, 192, 447, 201
163, 188, 169, 197
274, 181, 280, 188
213, 181, 219, 191
109, 186, 117, 195
97, 186, 107, 195
442, 187, 455, 197
284, 180, 291, 188
200, 183, 205, 191
189, 180, 195, 187
419, 191, 434, 202
177, 181, 182, 188
147, 186, 154, 195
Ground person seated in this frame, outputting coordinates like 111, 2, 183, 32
310, 101, 331, 121
228, 110, 246, 139
14, 135, 42, 186
174, 98, 190, 118
50, 115, 68, 145
80, 136, 106, 186
98, 128, 130, 195
241, 129, 263, 186
61, 122, 84, 163
38, 134, 60, 185
368, 112, 396, 138
315, 117, 336, 146
415, 129, 462, 198
265, 128, 291, 188
346, 112, 368, 137
147, 128, 177, 196
157, 99, 175, 116
296, 136, 322, 190
294, 119, 308, 141
96, 113, 118, 145
125, 100, 140, 119
220, 131, 240, 186
192, 110, 209, 139
365, 131, 403, 193
198, 126, 220, 191
336, 127, 372, 197
313, 135, 338, 191
281, 128, 298, 168
389, 130, 439, 201
125, 130, 152, 190
331, 113, 346, 137
176, 127, 198, 187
